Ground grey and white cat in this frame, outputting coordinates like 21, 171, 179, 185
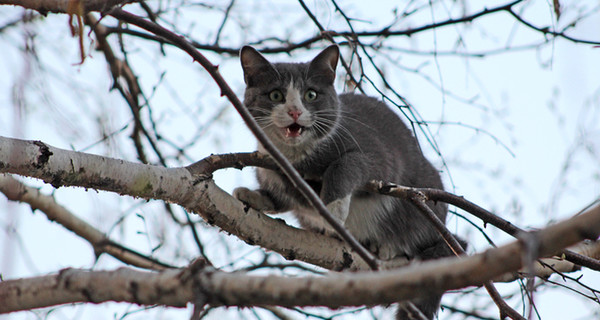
234, 45, 454, 319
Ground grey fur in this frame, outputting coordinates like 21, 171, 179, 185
235, 45, 454, 319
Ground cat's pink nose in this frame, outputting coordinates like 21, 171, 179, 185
288, 110, 302, 121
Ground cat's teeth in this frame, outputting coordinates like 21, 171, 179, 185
285, 126, 303, 137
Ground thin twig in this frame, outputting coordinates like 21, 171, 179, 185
404, 186, 524, 319
372, 182, 600, 271
213, 0, 236, 45
483, 281, 526, 320
507, 7, 600, 45
104, 0, 599, 56
409, 196, 465, 256
441, 304, 498, 320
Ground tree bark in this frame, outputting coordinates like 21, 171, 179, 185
0, 136, 378, 271
1, 201, 599, 313
0, 0, 136, 14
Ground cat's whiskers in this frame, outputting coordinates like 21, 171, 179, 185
314, 116, 364, 154
311, 120, 343, 157
313, 109, 375, 133
249, 108, 275, 127
253, 117, 274, 128
249, 107, 274, 117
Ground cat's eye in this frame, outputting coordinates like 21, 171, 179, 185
268, 90, 284, 102
304, 89, 318, 102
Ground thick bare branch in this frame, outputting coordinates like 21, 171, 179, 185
1, 203, 599, 314
0, 136, 383, 271
0, 0, 136, 14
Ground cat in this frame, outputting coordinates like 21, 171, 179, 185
233, 45, 455, 319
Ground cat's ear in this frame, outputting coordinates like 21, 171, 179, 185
308, 45, 339, 85
240, 46, 278, 86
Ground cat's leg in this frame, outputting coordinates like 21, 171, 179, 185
233, 187, 277, 212
320, 153, 369, 226
324, 194, 352, 226
234, 168, 296, 213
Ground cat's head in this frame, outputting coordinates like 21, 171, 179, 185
240, 45, 340, 150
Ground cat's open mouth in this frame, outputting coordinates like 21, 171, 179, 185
284, 123, 304, 138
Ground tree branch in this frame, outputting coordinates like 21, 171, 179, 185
108, 0, 531, 55
1, 202, 599, 314
0, 136, 387, 271
507, 7, 600, 45
404, 183, 523, 319
0, 174, 174, 270
365, 180, 600, 272
187, 152, 600, 275
187, 153, 600, 274
0, 0, 137, 14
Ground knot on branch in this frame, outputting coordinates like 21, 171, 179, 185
33, 141, 53, 169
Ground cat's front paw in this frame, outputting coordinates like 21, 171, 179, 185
233, 187, 275, 212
